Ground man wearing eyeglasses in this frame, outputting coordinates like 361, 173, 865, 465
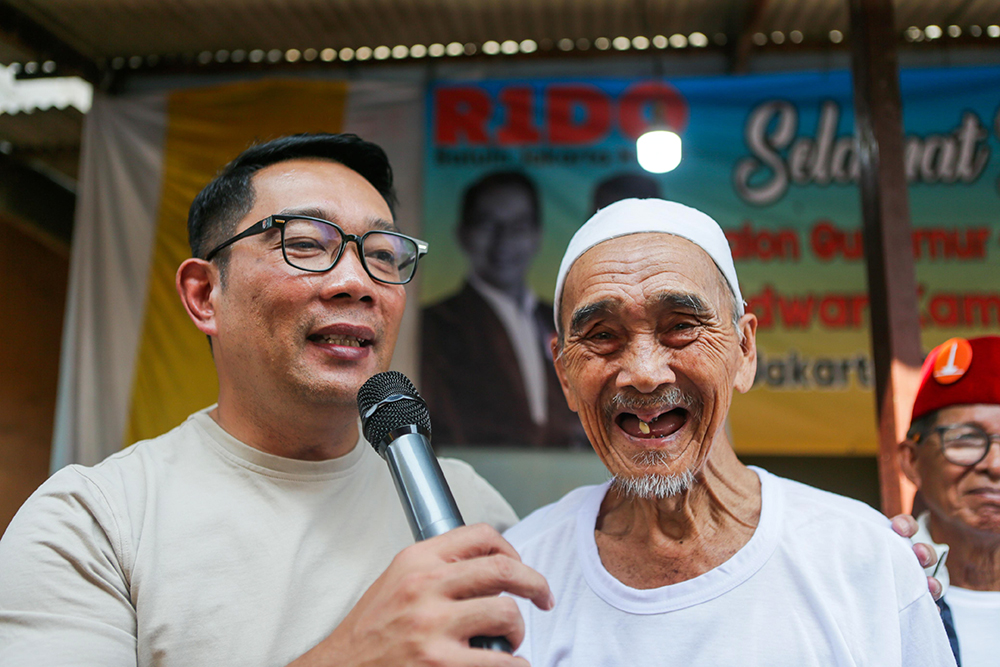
900, 336, 1000, 667
0, 133, 552, 666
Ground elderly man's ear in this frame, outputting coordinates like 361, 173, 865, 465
551, 337, 579, 414
898, 438, 923, 489
733, 313, 758, 394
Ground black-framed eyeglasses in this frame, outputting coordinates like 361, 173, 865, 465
915, 423, 1000, 467
204, 215, 429, 285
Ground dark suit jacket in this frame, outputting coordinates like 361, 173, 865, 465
420, 283, 588, 448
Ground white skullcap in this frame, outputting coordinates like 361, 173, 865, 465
553, 198, 744, 330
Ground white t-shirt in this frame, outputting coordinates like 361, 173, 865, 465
0, 408, 518, 666
504, 467, 956, 667
945, 586, 1000, 667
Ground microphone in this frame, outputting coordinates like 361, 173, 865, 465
357, 371, 512, 653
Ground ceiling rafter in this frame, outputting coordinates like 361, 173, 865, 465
729, 0, 770, 74
0, 1, 100, 82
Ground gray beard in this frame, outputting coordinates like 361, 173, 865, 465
603, 386, 702, 500
610, 469, 696, 500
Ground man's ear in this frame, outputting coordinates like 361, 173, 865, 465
733, 312, 758, 394
176, 258, 220, 338
551, 336, 579, 413
899, 438, 923, 488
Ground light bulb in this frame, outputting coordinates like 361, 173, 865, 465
636, 130, 682, 173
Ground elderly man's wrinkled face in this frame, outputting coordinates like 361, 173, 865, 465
905, 404, 1000, 538
553, 233, 756, 487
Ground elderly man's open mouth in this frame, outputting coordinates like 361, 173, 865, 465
615, 407, 689, 439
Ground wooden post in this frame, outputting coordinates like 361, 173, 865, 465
848, 0, 922, 517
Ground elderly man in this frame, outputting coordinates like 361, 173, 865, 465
0, 134, 552, 666
900, 335, 1000, 667
504, 199, 955, 665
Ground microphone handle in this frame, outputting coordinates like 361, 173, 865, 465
383, 432, 464, 540
383, 432, 513, 653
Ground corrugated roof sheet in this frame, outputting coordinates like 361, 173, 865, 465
0, 0, 997, 187
1, 65, 91, 115
2, 0, 998, 66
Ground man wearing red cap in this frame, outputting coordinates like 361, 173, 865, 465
900, 336, 1000, 667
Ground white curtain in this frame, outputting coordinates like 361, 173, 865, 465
52, 93, 167, 470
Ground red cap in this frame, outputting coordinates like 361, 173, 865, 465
911, 336, 1000, 421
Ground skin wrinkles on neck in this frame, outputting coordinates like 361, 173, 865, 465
595, 437, 760, 589
930, 514, 1000, 591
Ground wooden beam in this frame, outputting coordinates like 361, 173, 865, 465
847, 0, 922, 517
729, 0, 769, 74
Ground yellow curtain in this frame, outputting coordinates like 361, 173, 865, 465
125, 79, 348, 445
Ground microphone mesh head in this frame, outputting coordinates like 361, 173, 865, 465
357, 371, 432, 450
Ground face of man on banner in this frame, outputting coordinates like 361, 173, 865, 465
459, 178, 541, 294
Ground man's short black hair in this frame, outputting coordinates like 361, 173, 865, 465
458, 170, 540, 234
188, 133, 397, 270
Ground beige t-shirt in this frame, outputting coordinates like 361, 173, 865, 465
0, 408, 518, 666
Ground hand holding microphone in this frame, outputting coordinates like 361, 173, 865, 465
290, 524, 551, 667
357, 371, 532, 653
288, 372, 552, 666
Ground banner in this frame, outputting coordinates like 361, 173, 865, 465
420, 66, 1000, 455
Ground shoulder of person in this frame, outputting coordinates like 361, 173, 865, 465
421, 284, 476, 322
438, 457, 519, 532
77, 410, 210, 489
0, 457, 134, 594
764, 469, 891, 530
760, 470, 935, 613
763, 471, 923, 577
7, 410, 214, 541
502, 483, 600, 550
0, 430, 174, 665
